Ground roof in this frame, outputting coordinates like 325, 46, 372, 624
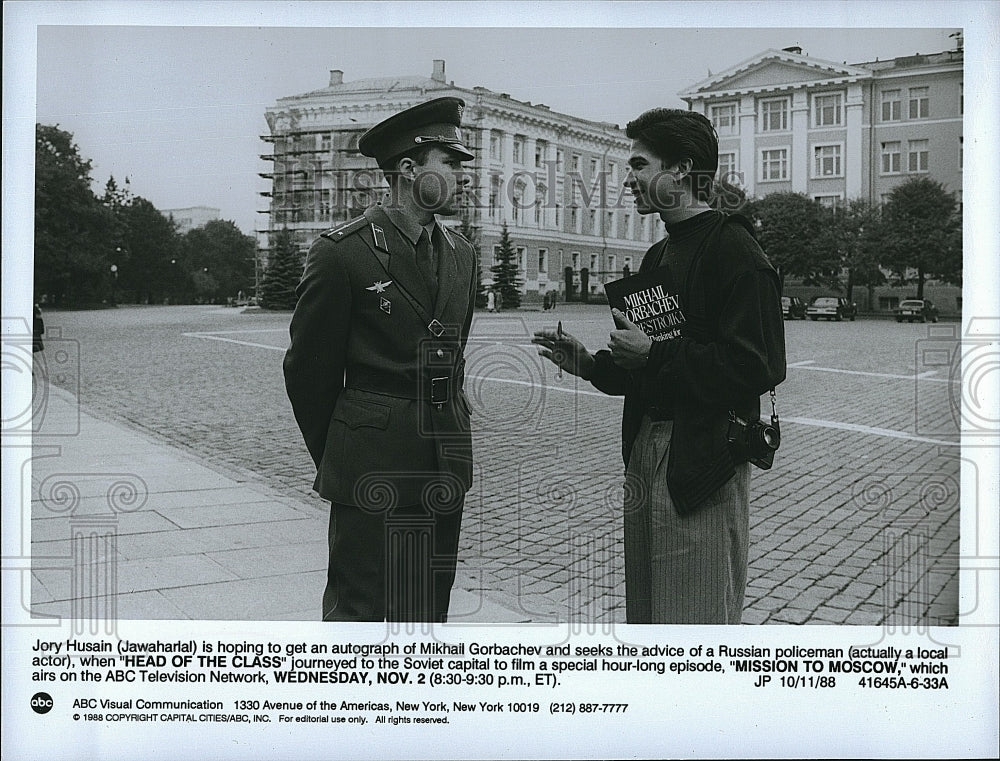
279, 75, 450, 101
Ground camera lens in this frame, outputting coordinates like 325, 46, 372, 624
761, 425, 779, 450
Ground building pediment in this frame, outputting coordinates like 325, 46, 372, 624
680, 49, 872, 99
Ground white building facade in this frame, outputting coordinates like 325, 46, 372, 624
259, 61, 655, 300
680, 45, 963, 211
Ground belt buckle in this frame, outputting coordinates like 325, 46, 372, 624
430, 376, 450, 407
427, 319, 445, 337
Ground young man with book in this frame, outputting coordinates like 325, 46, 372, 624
284, 98, 478, 623
533, 108, 785, 624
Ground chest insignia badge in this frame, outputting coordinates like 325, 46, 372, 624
379, 297, 392, 315
366, 280, 393, 294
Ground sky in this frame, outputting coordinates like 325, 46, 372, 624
17, 5, 974, 235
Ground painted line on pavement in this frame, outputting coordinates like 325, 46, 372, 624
180, 333, 958, 446
182, 332, 286, 350
787, 361, 955, 383
782, 416, 958, 447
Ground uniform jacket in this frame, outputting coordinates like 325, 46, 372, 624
283, 205, 477, 507
589, 211, 786, 515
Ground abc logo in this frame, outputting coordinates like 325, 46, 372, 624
31, 692, 54, 714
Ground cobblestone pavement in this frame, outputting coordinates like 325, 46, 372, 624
34, 304, 962, 625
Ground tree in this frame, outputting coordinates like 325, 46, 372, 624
117, 197, 181, 304
827, 199, 886, 308
34, 124, 113, 304
181, 220, 257, 303
743, 193, 834, 290
879, 177, 962, 298
489, 222, 523, 309
260, 228, 303, 310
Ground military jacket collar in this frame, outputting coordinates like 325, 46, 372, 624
362, 206, 463, 323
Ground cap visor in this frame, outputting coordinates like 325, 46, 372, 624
444, 143, 476, 161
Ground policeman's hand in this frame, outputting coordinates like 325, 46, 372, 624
532, 328, 595, 380
609, 309, 652, 369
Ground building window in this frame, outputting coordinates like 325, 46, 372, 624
907, 139, 929, 173
623, 255, 633, 275
607, 254, 617, 277
535, 141, 546, 168
555, 204, 562, 228
534, 183, 547, 226
571, 251, 580, 271
589, 157, 599, 178
812, 93, 842, 127
814, 195, 842, 210
588, 208, 597, 234
623, 213, 631, 239
608, 161, 618, 184
813, 144, 842, 177
908, 87, 929, 119
959, 136, 963, 170
717, 151, 738, 183
512, 179, 527, 226
556, 149, 565, 171
538, 248, 548, 278
881, 89, 902, 122
516, 247, 527, 274
320, 133, 332, 152
589, 253, 598, 273
759, 97, 789, 132
760, 148, 789, 181
711, 102, 738, 135
571, 154, 581, 172
490, 130, 502, 161
492, 244, 502, 265
513, 135, 525, 165
570, 207, 579, 233
881, 141, 901, 174
606, 211, 614, 236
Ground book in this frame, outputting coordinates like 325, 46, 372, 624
603, 265, 686, 342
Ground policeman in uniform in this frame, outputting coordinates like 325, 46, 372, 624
283, 97, 478, 622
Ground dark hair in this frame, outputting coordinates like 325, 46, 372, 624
625, 108, 719, 203
376, 144, 435, 176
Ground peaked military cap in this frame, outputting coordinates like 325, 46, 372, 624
359, 97, 475, 165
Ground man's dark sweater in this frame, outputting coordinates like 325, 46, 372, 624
589, 209, 786, 513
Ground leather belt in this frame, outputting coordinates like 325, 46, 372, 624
345, 373, 460, 406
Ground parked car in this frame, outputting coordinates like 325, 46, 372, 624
894, 299, 939, 323
806, 296, 857, 321
781, 296, 807, 320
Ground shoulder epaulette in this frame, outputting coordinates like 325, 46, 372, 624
319, 216, 368, 242
442, 226, 471, 250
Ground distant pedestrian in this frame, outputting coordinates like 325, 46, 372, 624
533, 108, 785, 623
486, 289, 496, 312
32, 304, 45, 353
284, 97, 478, 623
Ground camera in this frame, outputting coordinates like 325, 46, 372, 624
727, 411, 780, 470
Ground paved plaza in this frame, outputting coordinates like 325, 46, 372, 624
18, 304, 963, 625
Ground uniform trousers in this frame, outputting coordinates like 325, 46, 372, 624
323, 497, 464, 623
623, 416, 750, 624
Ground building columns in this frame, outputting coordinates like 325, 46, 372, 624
739, 94, 756, 196
845, 83, 864, 199
791, 90, 809, 193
